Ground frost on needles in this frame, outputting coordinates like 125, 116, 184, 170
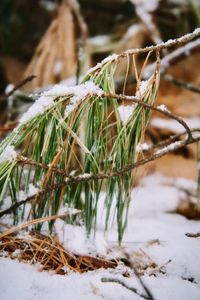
18, 81, 103, 126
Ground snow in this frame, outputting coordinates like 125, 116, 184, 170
123, 24, 142, 41
53, 60, 63, 75
151, 116, 200, 133
135, 79, 150, 98
55, 223, 108, 256
136, 142, 150, 152
0, 259, 136, 300
18, 81, 103, 125
5, 83, 14, 95
117, 104, 136, 124
155, 141, 183, 155
1, 174, 200, 299
89, 35, 111, 47
130, 0, 160, 12
44, 81, 103, 99
64, 81, 103, 115
19, 95, 54, 125
66, 173, 92, 180
0, 145, 17, 164
18, 183, 38, 201
157, 104, 169, 112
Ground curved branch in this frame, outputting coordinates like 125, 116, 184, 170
105, 93, 193, 141
88, 28, 200, 75
1, 134, 199, 218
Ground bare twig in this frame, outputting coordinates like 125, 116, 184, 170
88, 28, 200, 75
162, 74, 200, 95
0, 75, 36, 104
120, 250, 155, 300
0, 123, 17, 133
101, 277, 152, 300
144, 38, 200, 78
122, 29, 200, 56
133, 268, 155, 300
0, 214, 65, 239
134, 3, 165, 47
185, 232, 200, 238
106, 93, 193, 141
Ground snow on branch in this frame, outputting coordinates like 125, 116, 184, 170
87, 28, 200, 75
18, 81, 103, 125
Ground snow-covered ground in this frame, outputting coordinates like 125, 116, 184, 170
1, 173, 200, 300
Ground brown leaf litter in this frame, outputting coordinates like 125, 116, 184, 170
0, 231, 117, 275
0, 230, 170, 278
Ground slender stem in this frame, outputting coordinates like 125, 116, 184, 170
88, 28, 200, 75
144, 38, 200, 78
162, 74, 200, 95
101, 277, 153, 300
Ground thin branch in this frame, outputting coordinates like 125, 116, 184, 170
106, 93, 193, 141
122, 28, 200, 56
144, 38, 200, 78
185, 232, 200, 238
119, 250, 155, 300
132, 264, 155, 300
88, 28, 200, 75
0, 75, 36, 102
0, 214, 66, 239
101, 277, 152, 300
162, 74, 200, 95
1, 134, 199, 218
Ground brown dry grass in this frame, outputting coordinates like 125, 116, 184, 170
23, 1, 76, 90
0, 231, 117, 275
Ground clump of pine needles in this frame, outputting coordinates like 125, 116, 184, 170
0, 47, 160, 244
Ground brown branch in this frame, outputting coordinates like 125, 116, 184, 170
101, 277, 152, 300
0, 214, 66, 239
122, 29, 200, 56
88, 28, 200, 75
106, 93, 193, 141
162, 74, 200, 95
0, 123, 17, 133
0, 75, 36, 102
144, 38, 200, 78
185, 232, 200, 238
1, 133, 199, 218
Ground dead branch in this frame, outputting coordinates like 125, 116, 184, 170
185, 232, 200, 238
144, 38, 200, 78
0, 75, 36, 102
107, 93, 193, 141
162, 74, 200, 94
88, 28, 200, 75
122, 28, 200, 56
101, 277, 153, 300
